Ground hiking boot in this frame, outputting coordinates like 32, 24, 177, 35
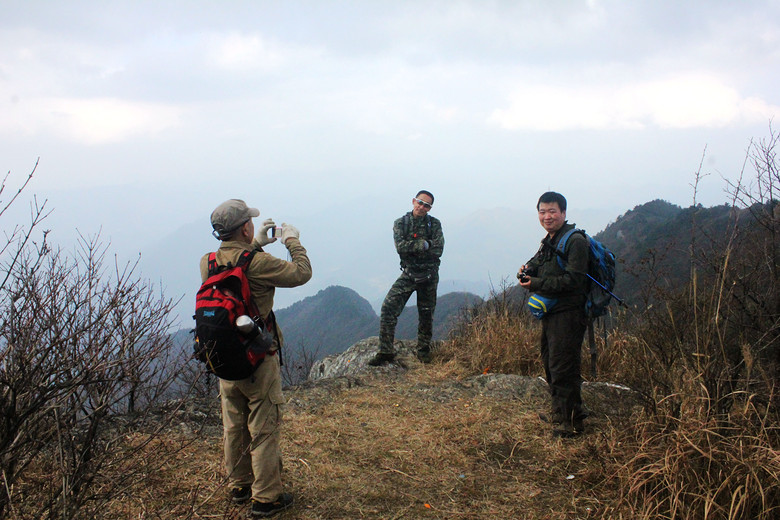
552, 426, 583, 439
230, 485, 251, 504
250, 493, 294, 518
538, 412, 563, 425
368, 351, 395, 366
416, 348, 432, 364
552, 421, 583, 439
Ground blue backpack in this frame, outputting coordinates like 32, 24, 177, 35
556, 229, 620, 319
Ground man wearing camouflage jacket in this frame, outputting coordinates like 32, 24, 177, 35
370, 190, 444, 365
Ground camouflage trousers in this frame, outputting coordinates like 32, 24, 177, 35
379, 270, 439, 353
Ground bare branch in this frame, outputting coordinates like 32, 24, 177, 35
0, 158, 39, 219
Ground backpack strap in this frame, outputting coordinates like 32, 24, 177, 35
237, 250, 264, 322
555, 228, 585, 269
403, 213, 432, 239
235, 249, 258, 269
207, 249, 259, 276
207, 252, 219, 276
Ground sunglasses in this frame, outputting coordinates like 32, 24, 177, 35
414, 198, 432, 209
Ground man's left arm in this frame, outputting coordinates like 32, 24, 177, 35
427, 218, 444, 259
394, 217, 425, 254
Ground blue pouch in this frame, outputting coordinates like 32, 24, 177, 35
527, 294, 558, 319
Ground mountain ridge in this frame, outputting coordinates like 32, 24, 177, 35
276, 285, 483, 361
177, 199, 742, 370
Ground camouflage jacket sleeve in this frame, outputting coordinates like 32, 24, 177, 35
393, 214, 445, 255
427, 217, 444, 259
394, 214, 444, 271
393, 215, 425, 254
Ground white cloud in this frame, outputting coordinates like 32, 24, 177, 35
489, 74, 779, 131
2, 97, 182, 145
205, 32, 285, 71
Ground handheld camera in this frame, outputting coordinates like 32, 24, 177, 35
517, 267, 531, 283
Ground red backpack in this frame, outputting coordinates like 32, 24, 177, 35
194, 250, 274, 380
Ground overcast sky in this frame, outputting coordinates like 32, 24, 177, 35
2, 0, 779, 266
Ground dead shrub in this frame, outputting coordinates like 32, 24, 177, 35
439, 285, 541, 376
604, 389, 780, 520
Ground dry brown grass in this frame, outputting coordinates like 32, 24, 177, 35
37, 366, 619, 520
440, 297, 541, 377
11, 286, 779, 519
280, 370, 611, 519
13, 335, 778, 519
438, 289, 780, 520
600, 387, 780, 520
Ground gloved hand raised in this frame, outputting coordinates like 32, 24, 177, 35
255, 218, 278, 246
280, 223, 300, 245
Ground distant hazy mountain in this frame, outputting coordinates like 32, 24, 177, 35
140, 204, 615, 328
174, 199, 751, 382
474, 199, 741, 313
394, 291, 484, 341
275, 285, 482, 359
594, 199, 734, 307
275, 286, 378, 358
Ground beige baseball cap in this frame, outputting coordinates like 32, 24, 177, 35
210, 199, 260, 240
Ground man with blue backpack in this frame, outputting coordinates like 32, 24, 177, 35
518, 191, 591, 438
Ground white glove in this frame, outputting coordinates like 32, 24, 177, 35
256, 218, 277, 246
423, 240, 430, 251
280, 223, 300, 245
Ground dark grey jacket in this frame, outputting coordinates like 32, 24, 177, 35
525, 222, 588, 313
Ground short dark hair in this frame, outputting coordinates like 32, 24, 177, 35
416, 190, 434, 205
537, 191, 567, 212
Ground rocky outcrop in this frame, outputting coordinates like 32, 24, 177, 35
304, 336, 643, 418
308, 336, 423, 381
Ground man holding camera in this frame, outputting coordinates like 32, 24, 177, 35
201, 199, 311, 517
518, 191, 589, 438
370, 190, 445, 365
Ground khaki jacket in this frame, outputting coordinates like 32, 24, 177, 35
199, 237, 312, 347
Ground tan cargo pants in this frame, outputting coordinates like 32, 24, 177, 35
219, 354, 285, 502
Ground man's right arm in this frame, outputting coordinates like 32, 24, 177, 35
393, 217, 427, 254
523, 246, 543, 276
249, 238, 312, 288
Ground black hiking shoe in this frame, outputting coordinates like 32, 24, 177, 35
416, 348, 432, 363
538, 412, 563, 425
552, 427, 582, 439
368, 351, 395, 366
552, 419, 585, 438
230, 485, 251, 504
250, 493, 294, 517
